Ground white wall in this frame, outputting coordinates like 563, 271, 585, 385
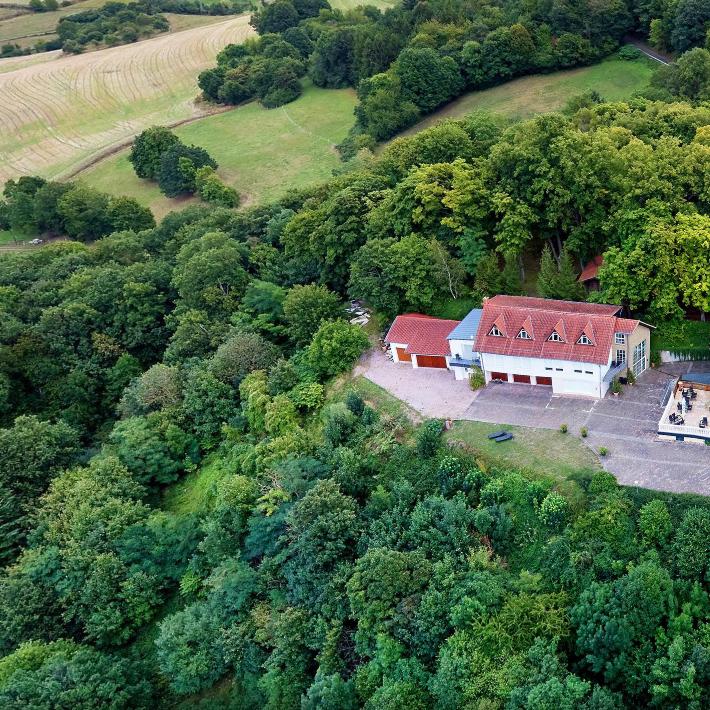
448, 339, 480, 381
480, 352, 607, 398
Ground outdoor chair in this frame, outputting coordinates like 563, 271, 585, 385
487, 431, 507, 439
493, 433, 513, 442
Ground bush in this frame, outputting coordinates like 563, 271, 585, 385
469, 366, 485, 390
345, 391, 365, 416
307, 321, 369, 378
194, 167, 239, 207
617, 45, 642, 60
539, 492, 569, 530
598, 446, 608, 456
559, 423, 568, 434
416, 419, 443, 458
580, 426, 588, 438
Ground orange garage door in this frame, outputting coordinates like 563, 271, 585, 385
416, 355, 447, 368
395, 347, 411, 362
513, 374, 531, 384
536, 376, 552, 386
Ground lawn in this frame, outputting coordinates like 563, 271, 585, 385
80, 83, 358, 216
446, 419, 599, 505
400, 57, 655, 136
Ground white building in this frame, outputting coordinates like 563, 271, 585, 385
385, 296, 653, 399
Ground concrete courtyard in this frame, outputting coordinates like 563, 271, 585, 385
358, 349, 710, 495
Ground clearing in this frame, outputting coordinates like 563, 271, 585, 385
0, 15, 254, 185
400, 57, 654, 136
78, 83, 358, 215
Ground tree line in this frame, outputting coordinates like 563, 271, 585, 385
200, 0, 640, 144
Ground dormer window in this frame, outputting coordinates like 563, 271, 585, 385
517, 328, 532, 340
489, 325, 503, 337
615, 333, 626, 345
548, 331, 563, 343
577, 334, 593, 345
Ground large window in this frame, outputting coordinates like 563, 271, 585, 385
616, 348, 626, 364
632, 339, 646, 377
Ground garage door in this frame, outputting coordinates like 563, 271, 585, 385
416, 355, 447, 368
395, 347, 411, 363
490, 372, 509, 381
513, 374, 531, 384
536, 376, 552, 386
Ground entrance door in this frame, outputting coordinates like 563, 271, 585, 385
513, 374, 531, 384
490, 372, 508, 381
395, 347, 411, 363
536, 376, 552, 386
416, 355, 447, 368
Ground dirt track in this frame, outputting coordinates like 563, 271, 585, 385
0, 16, 254, 184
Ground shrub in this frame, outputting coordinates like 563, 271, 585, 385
539, 492, 569, 529
345, 391, 365, 416
598, 446, 608, 456
580, 426, 588, 437
307, 321, 369, 378
468, 366, 485, 390
194, 166, 239, 207
559, 423, 568, 434
626, 368, 636, 385
610, 378, 622, 395
617, 45, 641, 60
416, 419, 443, 458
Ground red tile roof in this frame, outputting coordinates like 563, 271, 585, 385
474, 296, 639, 365
385, 314, 460, 356
578, 255, 603, 282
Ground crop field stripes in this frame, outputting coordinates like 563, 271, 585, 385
0, 15, 255, 185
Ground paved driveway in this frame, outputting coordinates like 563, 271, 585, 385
355, 349, 479, 419
463, 370, 710, 495
358, 350, 710, 495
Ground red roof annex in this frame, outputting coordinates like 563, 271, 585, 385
474, 296, 638, 365
385, 314, 460, 356
578, 255, 604, 283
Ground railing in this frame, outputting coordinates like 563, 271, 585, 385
602, 360, 627, 384
658, 422, 710, 440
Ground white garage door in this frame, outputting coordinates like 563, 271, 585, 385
554, 378, 598, 398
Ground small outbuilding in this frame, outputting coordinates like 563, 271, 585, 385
385, 314, 460, 369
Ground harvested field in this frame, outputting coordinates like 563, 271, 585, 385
0, 15, 254, 184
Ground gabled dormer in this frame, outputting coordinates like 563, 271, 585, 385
576, 320, 595, 346
548, 318, 566, 343
488, 314, 508, 337
516, 315, 534, 341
